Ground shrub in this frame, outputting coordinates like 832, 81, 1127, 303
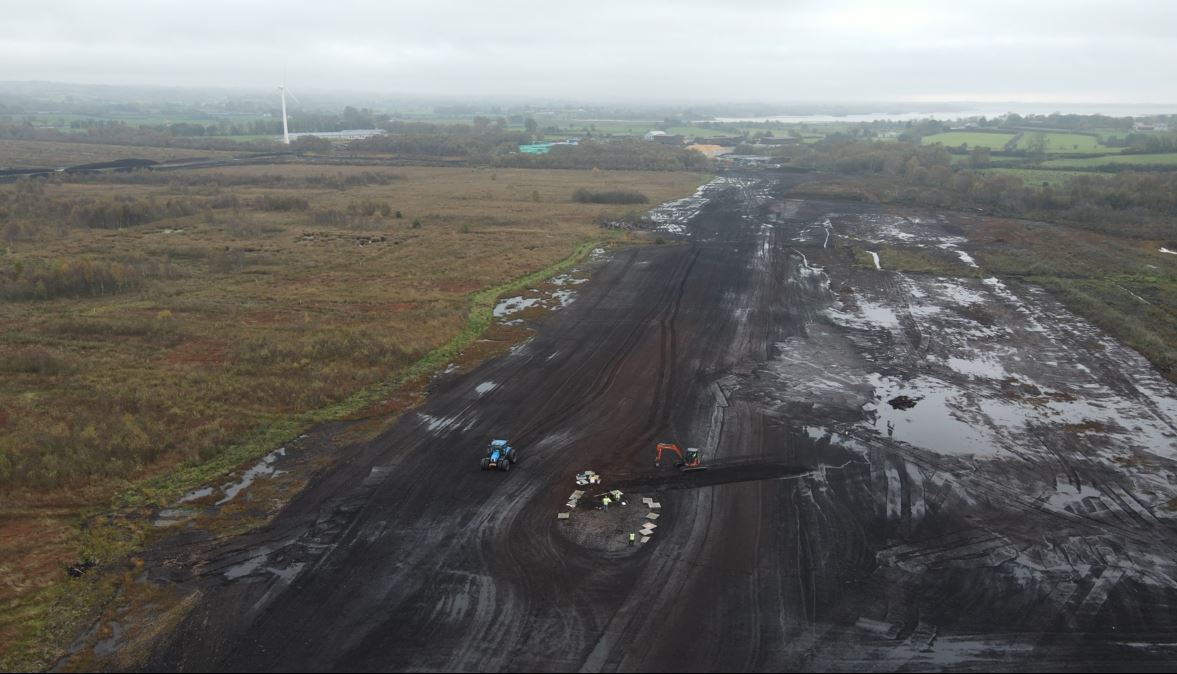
255, 195, 309, 212
0, 257, 144, 300
0, 348, 72, 375
572, 188, 649, 204
347, 200, 392, 217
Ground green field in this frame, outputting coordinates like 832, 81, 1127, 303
1040, 152, 1177, 169
978, 168, 1094, 187
923, 131, 1017, 149
1088, 127, 1133, 144
1014, 132, 1120, 154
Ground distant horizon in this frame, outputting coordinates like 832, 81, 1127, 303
4, 1, 1177, 108
2, 80, 1176, 120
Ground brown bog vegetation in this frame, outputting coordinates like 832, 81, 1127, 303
0, 165, 705, 495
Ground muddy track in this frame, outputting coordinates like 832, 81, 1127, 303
141, 172, 1177, 672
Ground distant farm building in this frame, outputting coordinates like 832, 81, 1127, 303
643, 130, 685, 145
519, 143, 555, 154
517, 139, 579, 155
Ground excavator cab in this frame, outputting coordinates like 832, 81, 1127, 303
655, 443, 706, 471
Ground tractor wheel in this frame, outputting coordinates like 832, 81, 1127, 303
480, 458, 489, 470
501, 458, 511, 472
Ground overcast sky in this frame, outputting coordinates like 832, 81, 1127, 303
4, 0, 1176, 105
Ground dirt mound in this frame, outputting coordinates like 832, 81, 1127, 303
887, 394, 922, 410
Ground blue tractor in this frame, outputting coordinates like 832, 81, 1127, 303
480, 439, 517, 472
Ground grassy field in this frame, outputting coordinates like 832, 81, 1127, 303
1040, 152, 1177, 169
0, 139, 239, 168
922, 131, 1017, 149
1089, 128, 1133, 144
0, 163, 706, 666
1013, 131, 1121, 154
978, 168, 1094, 188
0, 164, 705, 495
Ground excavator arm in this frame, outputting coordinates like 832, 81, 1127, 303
654, 442, 685, 466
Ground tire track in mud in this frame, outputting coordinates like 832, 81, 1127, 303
647, 246, 701, 437
510, 247, 696, 449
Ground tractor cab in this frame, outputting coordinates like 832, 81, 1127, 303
481, 439, 516, 472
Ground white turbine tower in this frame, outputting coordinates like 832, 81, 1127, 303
277, 83, 301, 145
279, 84, 290, 145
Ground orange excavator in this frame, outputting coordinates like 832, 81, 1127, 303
654, 443, 707, 471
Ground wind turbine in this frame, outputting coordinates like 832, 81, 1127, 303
277, 82, 301, 145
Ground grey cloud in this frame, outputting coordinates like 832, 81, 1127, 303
2, 0, 1175, 104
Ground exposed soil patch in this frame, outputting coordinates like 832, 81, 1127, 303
556, 493, 655, 554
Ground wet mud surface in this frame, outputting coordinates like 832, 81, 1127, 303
143, 172, 1177, 671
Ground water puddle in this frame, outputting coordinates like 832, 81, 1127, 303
552, 289, 576, 307
224, 556, 265, 580
217, 448, 286, 505
827, 298, 901, 330
863, 373, 1003, 456
418, 412, 476, 433
152, 508, 194, 528
493, 296, 540, 317
178, 486, 213, 503
943, 355, 1011, 380
549, 273, 588, 287
951, 250, 979, 267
